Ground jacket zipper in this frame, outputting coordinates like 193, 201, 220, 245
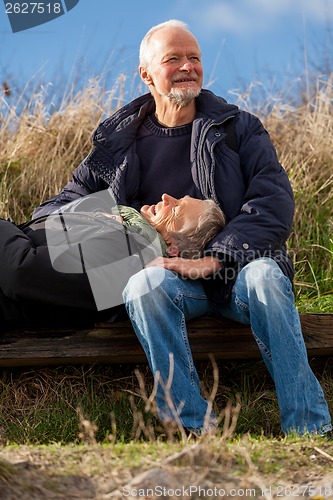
198, 115, 236, 202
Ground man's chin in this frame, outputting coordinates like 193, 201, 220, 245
168, 88, 201, 107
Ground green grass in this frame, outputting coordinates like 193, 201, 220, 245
0, 365, 143, 444
1, 358, 332, 445
1, 434, 333, 499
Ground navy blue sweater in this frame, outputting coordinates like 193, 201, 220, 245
137, 115, 200, 204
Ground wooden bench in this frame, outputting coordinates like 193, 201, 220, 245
0, 314, 332, 367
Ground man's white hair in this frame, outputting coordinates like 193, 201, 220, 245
139, 20, 193, 69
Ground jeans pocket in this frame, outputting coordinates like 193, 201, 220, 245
235, 295, 249, 312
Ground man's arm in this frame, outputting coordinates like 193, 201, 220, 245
206, 112, 295, 267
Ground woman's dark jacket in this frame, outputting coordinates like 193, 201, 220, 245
0, 205, 165, 331
33, 89, 295, 303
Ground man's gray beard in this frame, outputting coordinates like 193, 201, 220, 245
167, 87, 201, 107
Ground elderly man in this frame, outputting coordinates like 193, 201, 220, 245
0, 192, 224, 331
33, 20, 331, 437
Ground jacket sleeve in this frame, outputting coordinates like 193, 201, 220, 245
32, 154, 109, 219
205, 112, 295, 266
0, 219, 96, 309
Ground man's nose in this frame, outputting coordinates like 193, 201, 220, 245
179, 59, 194, 72
162, 193, 177, 206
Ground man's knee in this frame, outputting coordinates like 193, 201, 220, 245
123, 267, 175, 303
242, 258, 285, 287
238, 258, 293, 306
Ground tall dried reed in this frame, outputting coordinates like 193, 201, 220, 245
1, 73, 332, 305
264, 74, 333, 302
0, 75, 126, 220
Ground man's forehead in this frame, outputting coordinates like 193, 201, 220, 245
178, 196, 206, 212
151, 28, 200, 51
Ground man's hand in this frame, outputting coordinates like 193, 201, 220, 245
145, 256, 222, 279
98, 212, 123, 223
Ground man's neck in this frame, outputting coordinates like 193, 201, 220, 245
154, 100, 196, 127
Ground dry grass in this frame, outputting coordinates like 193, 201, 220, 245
1, 74, 332, 301
268, 77, 333, 303
232, 75, 333, 304
0, 75, 126, 220
1, 357, 332, 446
0, 359, 333, 498
1, 73, 332, 225
0, 359, 247, 445
266, 75, 333, 247
1, 435, 333, 499
0, 72, 332, 450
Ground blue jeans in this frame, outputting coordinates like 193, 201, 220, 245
123, 258, 332, 435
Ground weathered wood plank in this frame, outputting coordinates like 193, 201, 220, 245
0, 314, 332, 367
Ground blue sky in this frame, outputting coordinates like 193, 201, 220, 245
1, 0, 332, 106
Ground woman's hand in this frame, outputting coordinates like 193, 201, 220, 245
145, 256, 222, 279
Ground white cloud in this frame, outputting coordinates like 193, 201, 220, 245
298, 0, 333, 22
246, 0, 291, 17
195, 3, 249, 34
191, 0, 332, 37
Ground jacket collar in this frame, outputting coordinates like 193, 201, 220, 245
196, 89, 238, 121
93, 89, 238, 149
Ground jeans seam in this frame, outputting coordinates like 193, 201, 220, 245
182, 290, 209, 300
180, 314, 195, 387
174, 290, 195, 387
235, 295, 249, 312
282, 274, 293, 294
252, 331, 272, 361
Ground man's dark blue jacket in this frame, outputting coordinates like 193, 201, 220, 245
34, 89, 295, 303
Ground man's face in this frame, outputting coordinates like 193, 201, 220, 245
140, 194, 207, 243
140, 27, 203, 107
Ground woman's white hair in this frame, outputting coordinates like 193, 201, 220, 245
139, 20, 194, 69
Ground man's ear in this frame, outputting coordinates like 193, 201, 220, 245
139, 66, 154, 86
167, 242, 179, 257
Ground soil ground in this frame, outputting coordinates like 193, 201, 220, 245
1, 437, 333, 499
